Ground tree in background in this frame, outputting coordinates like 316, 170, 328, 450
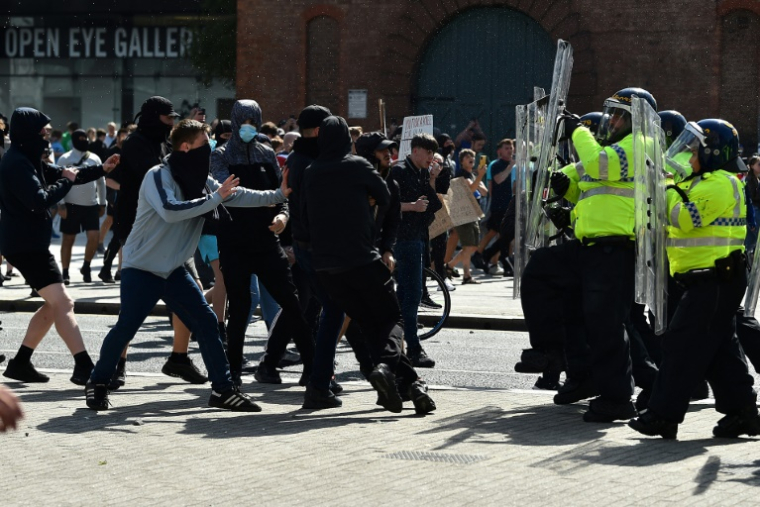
187, 0, 236, 88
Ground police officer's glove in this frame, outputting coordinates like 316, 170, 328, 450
561, 111, 581, 139
550, 171, 570, 197
544, 204, 572, 230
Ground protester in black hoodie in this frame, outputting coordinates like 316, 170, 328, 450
0, 107, 119, 385
286, 105, 348, 409
211, 99, 315, 386
303, 116, 436, 415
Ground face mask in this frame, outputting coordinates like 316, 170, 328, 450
169, 143, 212, 200
73, 136, 89, 152
239, 125, 257, 143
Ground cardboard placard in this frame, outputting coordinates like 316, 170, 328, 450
398, 114, 434, 160
448, 177, 485, 227
428, 195, 452, 239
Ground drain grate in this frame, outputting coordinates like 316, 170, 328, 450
384, 451, 488, 465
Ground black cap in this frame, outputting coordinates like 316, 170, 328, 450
214, 119, 232, 136
140, 96, 180, 118
355, 132, 396, 158
297, 105, 332, 130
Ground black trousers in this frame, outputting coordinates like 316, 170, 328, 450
649, 269, 756, 423
318, 260, 418, 387
521, 239, 635, 402
430, 231, 448, 280
220, 245, 315, 376
737, 308, 760, 371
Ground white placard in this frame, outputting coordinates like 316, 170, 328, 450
398, 114, 434, 160
348, 89, 368, 119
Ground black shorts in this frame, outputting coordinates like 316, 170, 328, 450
4, 250, 63, 291
487, 209, 506, 232
60, 204, 100, 234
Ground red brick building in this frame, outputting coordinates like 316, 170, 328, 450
237, 0, 760, 153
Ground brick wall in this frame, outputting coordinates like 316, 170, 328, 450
237, 0, 760, 151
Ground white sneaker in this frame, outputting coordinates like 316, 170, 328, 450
488, 264, 504, 275
439, 278, 456, 291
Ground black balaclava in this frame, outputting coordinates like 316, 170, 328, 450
169, 143, 230, 223
9, 107, 51, 169
135, 96, 175, 143
214, 120, 232, 148
72, 129, 89, 152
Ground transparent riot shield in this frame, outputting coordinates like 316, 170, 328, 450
744, 244, 760, 317
525, 39, 574, 250
632, 97, 668, 334
512, 104, 528, 299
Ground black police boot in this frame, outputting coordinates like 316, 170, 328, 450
713, 406, 760, 438
628, 409, 678, 440
514, 348, 548, 373
554, 376, 598, 405
635, 389, 652, 413
407, 380, 436, 415
583, 396, 637, 423
302, 384, 342, 410
369, 363, 403, 413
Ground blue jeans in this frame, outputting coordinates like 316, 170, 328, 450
395, 239, 424, 348
294, 244, 345, 390
248, 274, 280, 330
90, 267, 232, 392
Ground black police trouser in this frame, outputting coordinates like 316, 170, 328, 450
220, 245, 315, 376
318, 260, 418, 387
521, 239, 635, 403
737, 309, 760, 372
649, 269, 756, 423
629, 302, 663, 366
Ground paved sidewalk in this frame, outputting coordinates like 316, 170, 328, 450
0, 235, 525, 329
3, 372, 760, 506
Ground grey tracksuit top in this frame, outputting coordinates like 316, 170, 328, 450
122, 160, 286, 279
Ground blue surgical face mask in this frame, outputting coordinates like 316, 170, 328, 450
239, 124, 257, 143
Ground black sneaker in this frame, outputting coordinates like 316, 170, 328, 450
628, 410, 678, 439
302, 385, 343, 410
80, 266, 92, 283
514, 349, 548, 373
408, 380, 436, 415
408, 346, 435, 368
161, 356, 208, 384
534, 370, 562, 390
369, 364, 403, 413
419, 294, 443, 309
471, 252, 486, 270
63, 273, 70, 285
713, 406, 760, 438
3, 358, 50, 383
208, 387, 262, 412
583, 397, 637, 423
634, 389, 652, 412
278, 348, 302, 368
254, 362, 282, 384
71, 362, 94, 385
85, 382, 110, 411
330, 378, 344, 396
114, 271, 121, 281
553, 376, 598, 405
108, 364, 126, 391
98, 268, 115, 284
240, 357, 258, 373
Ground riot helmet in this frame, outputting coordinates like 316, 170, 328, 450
658, 110, 687, 148
666, 119, 746, 180
579, 112, 603, 136
597, 88, 657, 145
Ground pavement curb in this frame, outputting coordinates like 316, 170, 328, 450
0, 299, 527, 331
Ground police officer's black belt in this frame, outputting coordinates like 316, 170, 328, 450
581, 236, 634, 247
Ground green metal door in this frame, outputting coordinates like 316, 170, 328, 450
414, 7, 554, 157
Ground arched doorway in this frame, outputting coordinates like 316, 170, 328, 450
414, 7, 554, 155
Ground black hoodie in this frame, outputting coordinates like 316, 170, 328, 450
288, 135, 320, 243
302, 116, 390, 271
0, 107, 105, 255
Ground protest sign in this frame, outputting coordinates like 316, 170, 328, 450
398, 114, 434, 160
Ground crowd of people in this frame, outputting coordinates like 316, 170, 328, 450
0, 94, 517, 424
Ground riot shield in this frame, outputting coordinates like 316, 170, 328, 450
525, 39, 574, 250
513, 92, 549, 298
744, 243, 760, 317
512, 105, 528, 299
632, 97, 669, 335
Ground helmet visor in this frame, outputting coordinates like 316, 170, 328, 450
665, 122, 703, 181
597, 101, 631, 145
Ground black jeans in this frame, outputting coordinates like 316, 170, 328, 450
318, 260, 418, 387
649, 269, 756, 422
521, 239, 635, 402
430, 231, 448, 280
220, 245, 315, 376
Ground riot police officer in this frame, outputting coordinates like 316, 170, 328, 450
629, 119, 760, 439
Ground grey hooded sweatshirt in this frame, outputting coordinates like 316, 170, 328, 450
210, 99, 288, 251
122, 157, 286, 279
